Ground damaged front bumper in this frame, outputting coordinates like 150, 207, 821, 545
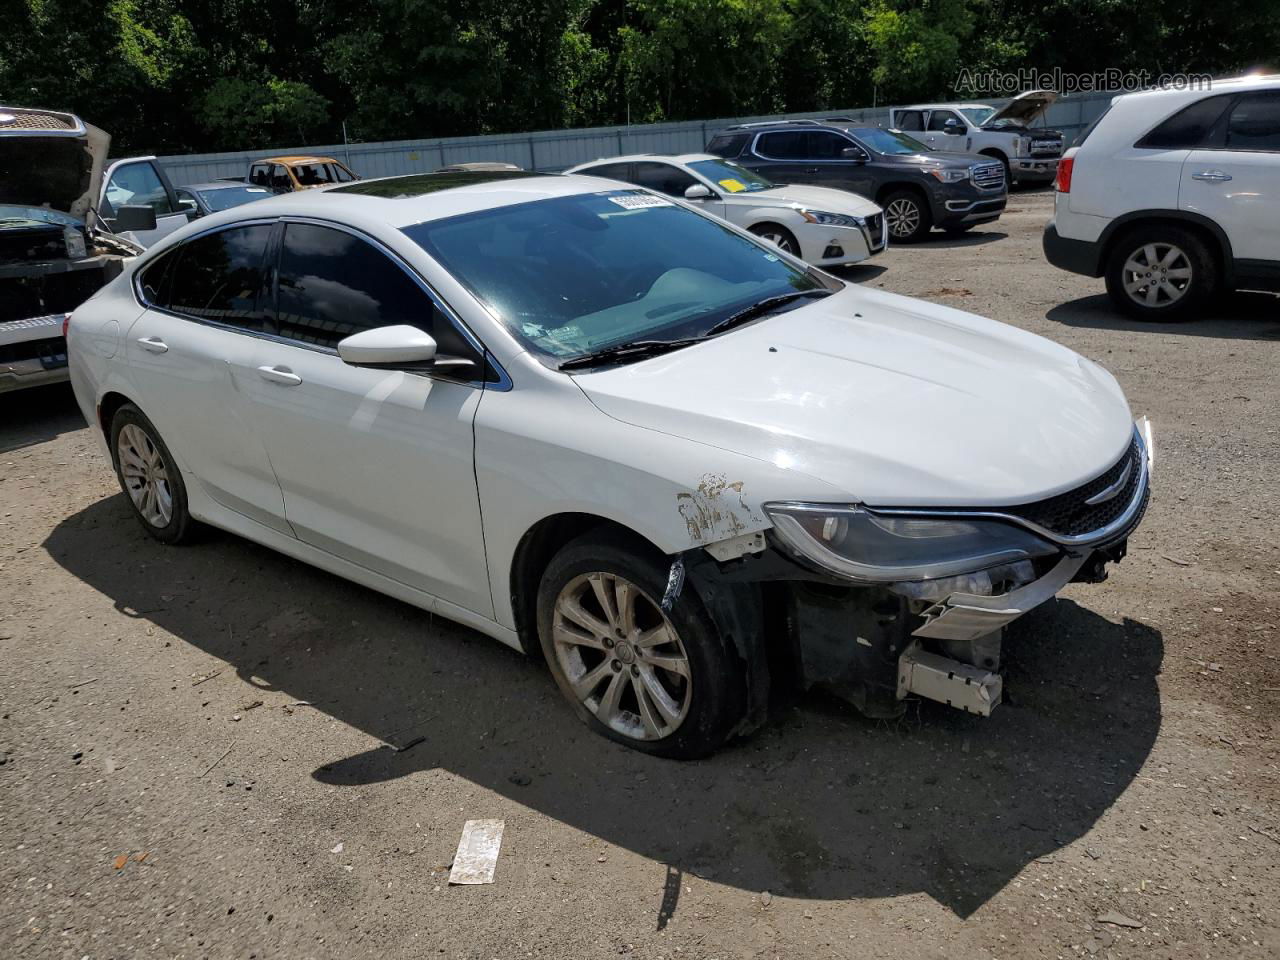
690, 420, 1153, 725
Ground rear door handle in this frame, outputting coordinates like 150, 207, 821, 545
136, 336, 168, 354
257, 364, 302, 386
1191, 170, 1232, 182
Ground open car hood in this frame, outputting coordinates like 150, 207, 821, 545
984, 90, 1058, 128
0, 107, 110, 222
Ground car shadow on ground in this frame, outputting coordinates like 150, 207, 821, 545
919, 230, 1008, 249
828, 262, 888, 284
0, 384, 86, 454
46, 497, 1162, 918
1048, 291, 1280, 340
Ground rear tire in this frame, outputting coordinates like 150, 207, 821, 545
882, 189, 931, 243
536, 531, 747, 759
1104, 225, 1217, 322
110, 404, 197, 544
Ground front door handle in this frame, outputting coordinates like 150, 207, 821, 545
136, 336, 168, 354
1191, 170, 1232, 182
257, 364, 302, 386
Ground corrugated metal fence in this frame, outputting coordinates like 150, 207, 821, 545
154, 90, 1118, 184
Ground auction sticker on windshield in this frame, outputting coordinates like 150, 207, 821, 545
608, 194, 672, 209
718, 178, 746, 193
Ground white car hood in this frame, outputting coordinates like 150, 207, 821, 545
573, 286, 1134, 507
729, 183, 880, 217
986, 89, 1058, 127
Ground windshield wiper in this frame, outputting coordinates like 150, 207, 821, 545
558, 337, 702, 371
703, 290, 832, 337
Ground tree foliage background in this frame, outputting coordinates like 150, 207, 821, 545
1, 0, 1276, 154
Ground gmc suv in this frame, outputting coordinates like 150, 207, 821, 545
1043, 75, 1280, 321
707, 120, 1006, 243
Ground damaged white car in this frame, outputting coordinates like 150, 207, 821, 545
67, 170, 1151, 758
1, 106, 151, 392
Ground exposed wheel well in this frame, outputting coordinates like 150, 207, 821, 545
747, 221, 798, 248
978, 148, 1008, 164
508, 512, 666, 658
1101, 216, 1228, 285
97, 391, 134, 453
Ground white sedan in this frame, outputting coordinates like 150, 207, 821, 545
565, 153, 886, 267
68, 170, 1151, 758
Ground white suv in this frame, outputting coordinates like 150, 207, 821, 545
1044, 75, 1280, 320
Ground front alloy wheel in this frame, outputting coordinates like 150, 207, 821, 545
551, 572, 692, 741
749, 224, 800, 255
536, 531, 747, 759
882, 190, 931, 243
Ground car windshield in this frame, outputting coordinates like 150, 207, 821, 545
854, 128, 930, 155
404, 190, 827, 362
686, 159, 774, 193
960, 107, 995, 126
198, 185, 271, 212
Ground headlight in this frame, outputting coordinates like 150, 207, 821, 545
764, 503, 1058, 582
799, 210, 863, 227
928, 169, 970, 183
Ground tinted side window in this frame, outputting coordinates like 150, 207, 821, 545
165, 225, 271, 330
1136, 95, 1233, 149
927, 109, 962, 131
578, 162, 633, 182
706, 133, 748, 158
138, 248, 180, 307
757, 131, 807, 159
807, 131, 852, 159
1225, 92, 1280, 151
896, 110, 925, 131
249, 164, 272, 187
275, 224, 473, 358
630, 161, 698, 197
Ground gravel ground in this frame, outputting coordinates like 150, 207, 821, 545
2, 188, 1279, 960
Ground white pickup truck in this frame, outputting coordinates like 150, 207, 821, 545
0, 105, 186, 393
890, 90, 1064, 185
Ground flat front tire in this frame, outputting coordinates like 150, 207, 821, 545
110, 404, 196, 544
536, 532, 746, 759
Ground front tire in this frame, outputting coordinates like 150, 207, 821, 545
748, 223, 800, 256
883, 190, 931, 243
536, 532, 747, 759
1104, 225, 1217, 322
110, 404, 196, 544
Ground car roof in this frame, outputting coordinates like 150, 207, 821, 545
185, 171, 647, 231
896, 104, 991, 111
257, 155, 341, 165
571, 153, 719, 168
1112, 72, 1280, 105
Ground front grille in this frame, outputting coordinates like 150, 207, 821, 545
971, 163, 1005, 189
865, 212, 885, 249
0, 108, 78, 132
1030, 139, 1062, 157
1003, 438, 1144, 538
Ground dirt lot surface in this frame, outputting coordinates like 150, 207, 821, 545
3, 188, 1279, 960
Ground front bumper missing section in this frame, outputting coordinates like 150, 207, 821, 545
897, 643, 1002, 716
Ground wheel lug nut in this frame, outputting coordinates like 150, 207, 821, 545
603, 638, 614, 648
611, 660, 621, 671
630, 665, 639, 677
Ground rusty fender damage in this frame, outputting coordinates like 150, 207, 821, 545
678, 532, 1132, 726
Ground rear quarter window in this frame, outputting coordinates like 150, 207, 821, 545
706, 133, 748, 158
1135, 94, 1234, 149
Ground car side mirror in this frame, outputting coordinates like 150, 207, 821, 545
943, 121, 965, 136
115, 204, 157, 233
840, 147, 868, 162
338, 325, 438, 367
178, 199, 199, 219
684, 183, 713, 200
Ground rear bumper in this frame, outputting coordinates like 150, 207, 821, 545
1043, 219, 1104, 277
1012, 157, 1059, 181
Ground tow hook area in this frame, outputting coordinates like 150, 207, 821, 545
897, 641, 1003, 716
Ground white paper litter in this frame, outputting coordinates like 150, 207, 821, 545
448, 819, 504, 885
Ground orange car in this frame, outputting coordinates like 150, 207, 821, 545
246, 155, 359, 193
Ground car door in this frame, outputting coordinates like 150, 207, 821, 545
893, 110, 926, 136
100, 159, 189, 247
1181, 91, 1280, 262
923, 109, 968, 152
803, 130, 877, 197
125, 222, 291, 533
235, 220, 495, 617
748, 131, 815, 184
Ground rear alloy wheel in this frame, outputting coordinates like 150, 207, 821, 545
536, 532, 746, 759
748, 224, 800, 256
110, 404, 196, 544
882, 190, 931, 243
1104, 225, 1216, 322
